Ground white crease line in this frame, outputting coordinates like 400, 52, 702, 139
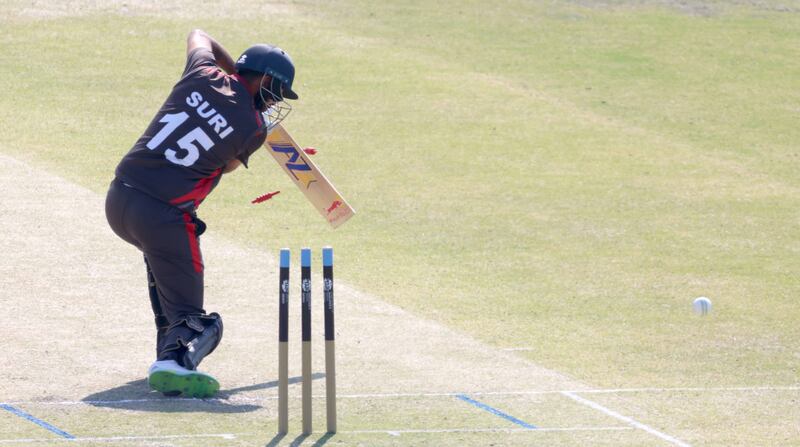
345, 426, 633, 434
0, 427, 633, 443
575, 386, 800, 394
562, 391, 691, 447
340, 385, 800, 398
3, 385, 799, 406
0, 434, 236, 444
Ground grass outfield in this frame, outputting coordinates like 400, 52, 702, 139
1, 0, 799, 444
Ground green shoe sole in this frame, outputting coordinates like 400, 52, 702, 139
148, 370, 220, 398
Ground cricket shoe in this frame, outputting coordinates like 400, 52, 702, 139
147, 360, 219, 398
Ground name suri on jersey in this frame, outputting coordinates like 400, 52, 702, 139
186, 91, 235, 139
145, 91, 236, 167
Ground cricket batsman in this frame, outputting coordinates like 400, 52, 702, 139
105, 29, 299, 398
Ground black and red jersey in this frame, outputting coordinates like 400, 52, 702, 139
115, 48, 267, 211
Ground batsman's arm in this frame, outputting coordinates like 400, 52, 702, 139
187, 29, 237, 74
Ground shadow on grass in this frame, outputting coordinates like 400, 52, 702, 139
265, 433, 287, 447
311, 432, 335, 446
218, 372, 324, 399
264, 430, 335, 446
81, 373, 325, 414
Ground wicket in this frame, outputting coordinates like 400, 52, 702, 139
277, 247, 337, 435
323, 247, 337, 433
301, 248, 312, 434
278, 249, 290, 434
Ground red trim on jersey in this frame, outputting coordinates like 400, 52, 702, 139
182, 212, 203, 273
169, 168, 222, 209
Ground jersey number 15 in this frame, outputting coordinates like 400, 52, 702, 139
146, 112, 214, 167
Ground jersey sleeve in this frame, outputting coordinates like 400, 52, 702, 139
182, 47, 216, 78
237, 129, 268, 168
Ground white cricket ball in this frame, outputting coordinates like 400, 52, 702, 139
693, 297, 712, 316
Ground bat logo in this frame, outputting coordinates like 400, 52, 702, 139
270, 142, 317, 188
326, 200, 343, 214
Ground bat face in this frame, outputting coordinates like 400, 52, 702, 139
265, 125, 355, 228
326, 200, 342, 214
268, 142, 317, 188
324, 199, 350, 227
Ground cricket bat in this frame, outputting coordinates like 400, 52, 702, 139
264, 124, 355, 228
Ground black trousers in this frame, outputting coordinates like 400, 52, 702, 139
105, 178, 206, 323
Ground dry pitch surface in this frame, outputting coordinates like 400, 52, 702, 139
0, 153, 705, 446
2, 154, 798, 446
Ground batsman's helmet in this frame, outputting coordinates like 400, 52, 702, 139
235, 44, 299, 100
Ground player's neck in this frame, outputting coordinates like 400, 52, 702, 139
232, 73, 259, 95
